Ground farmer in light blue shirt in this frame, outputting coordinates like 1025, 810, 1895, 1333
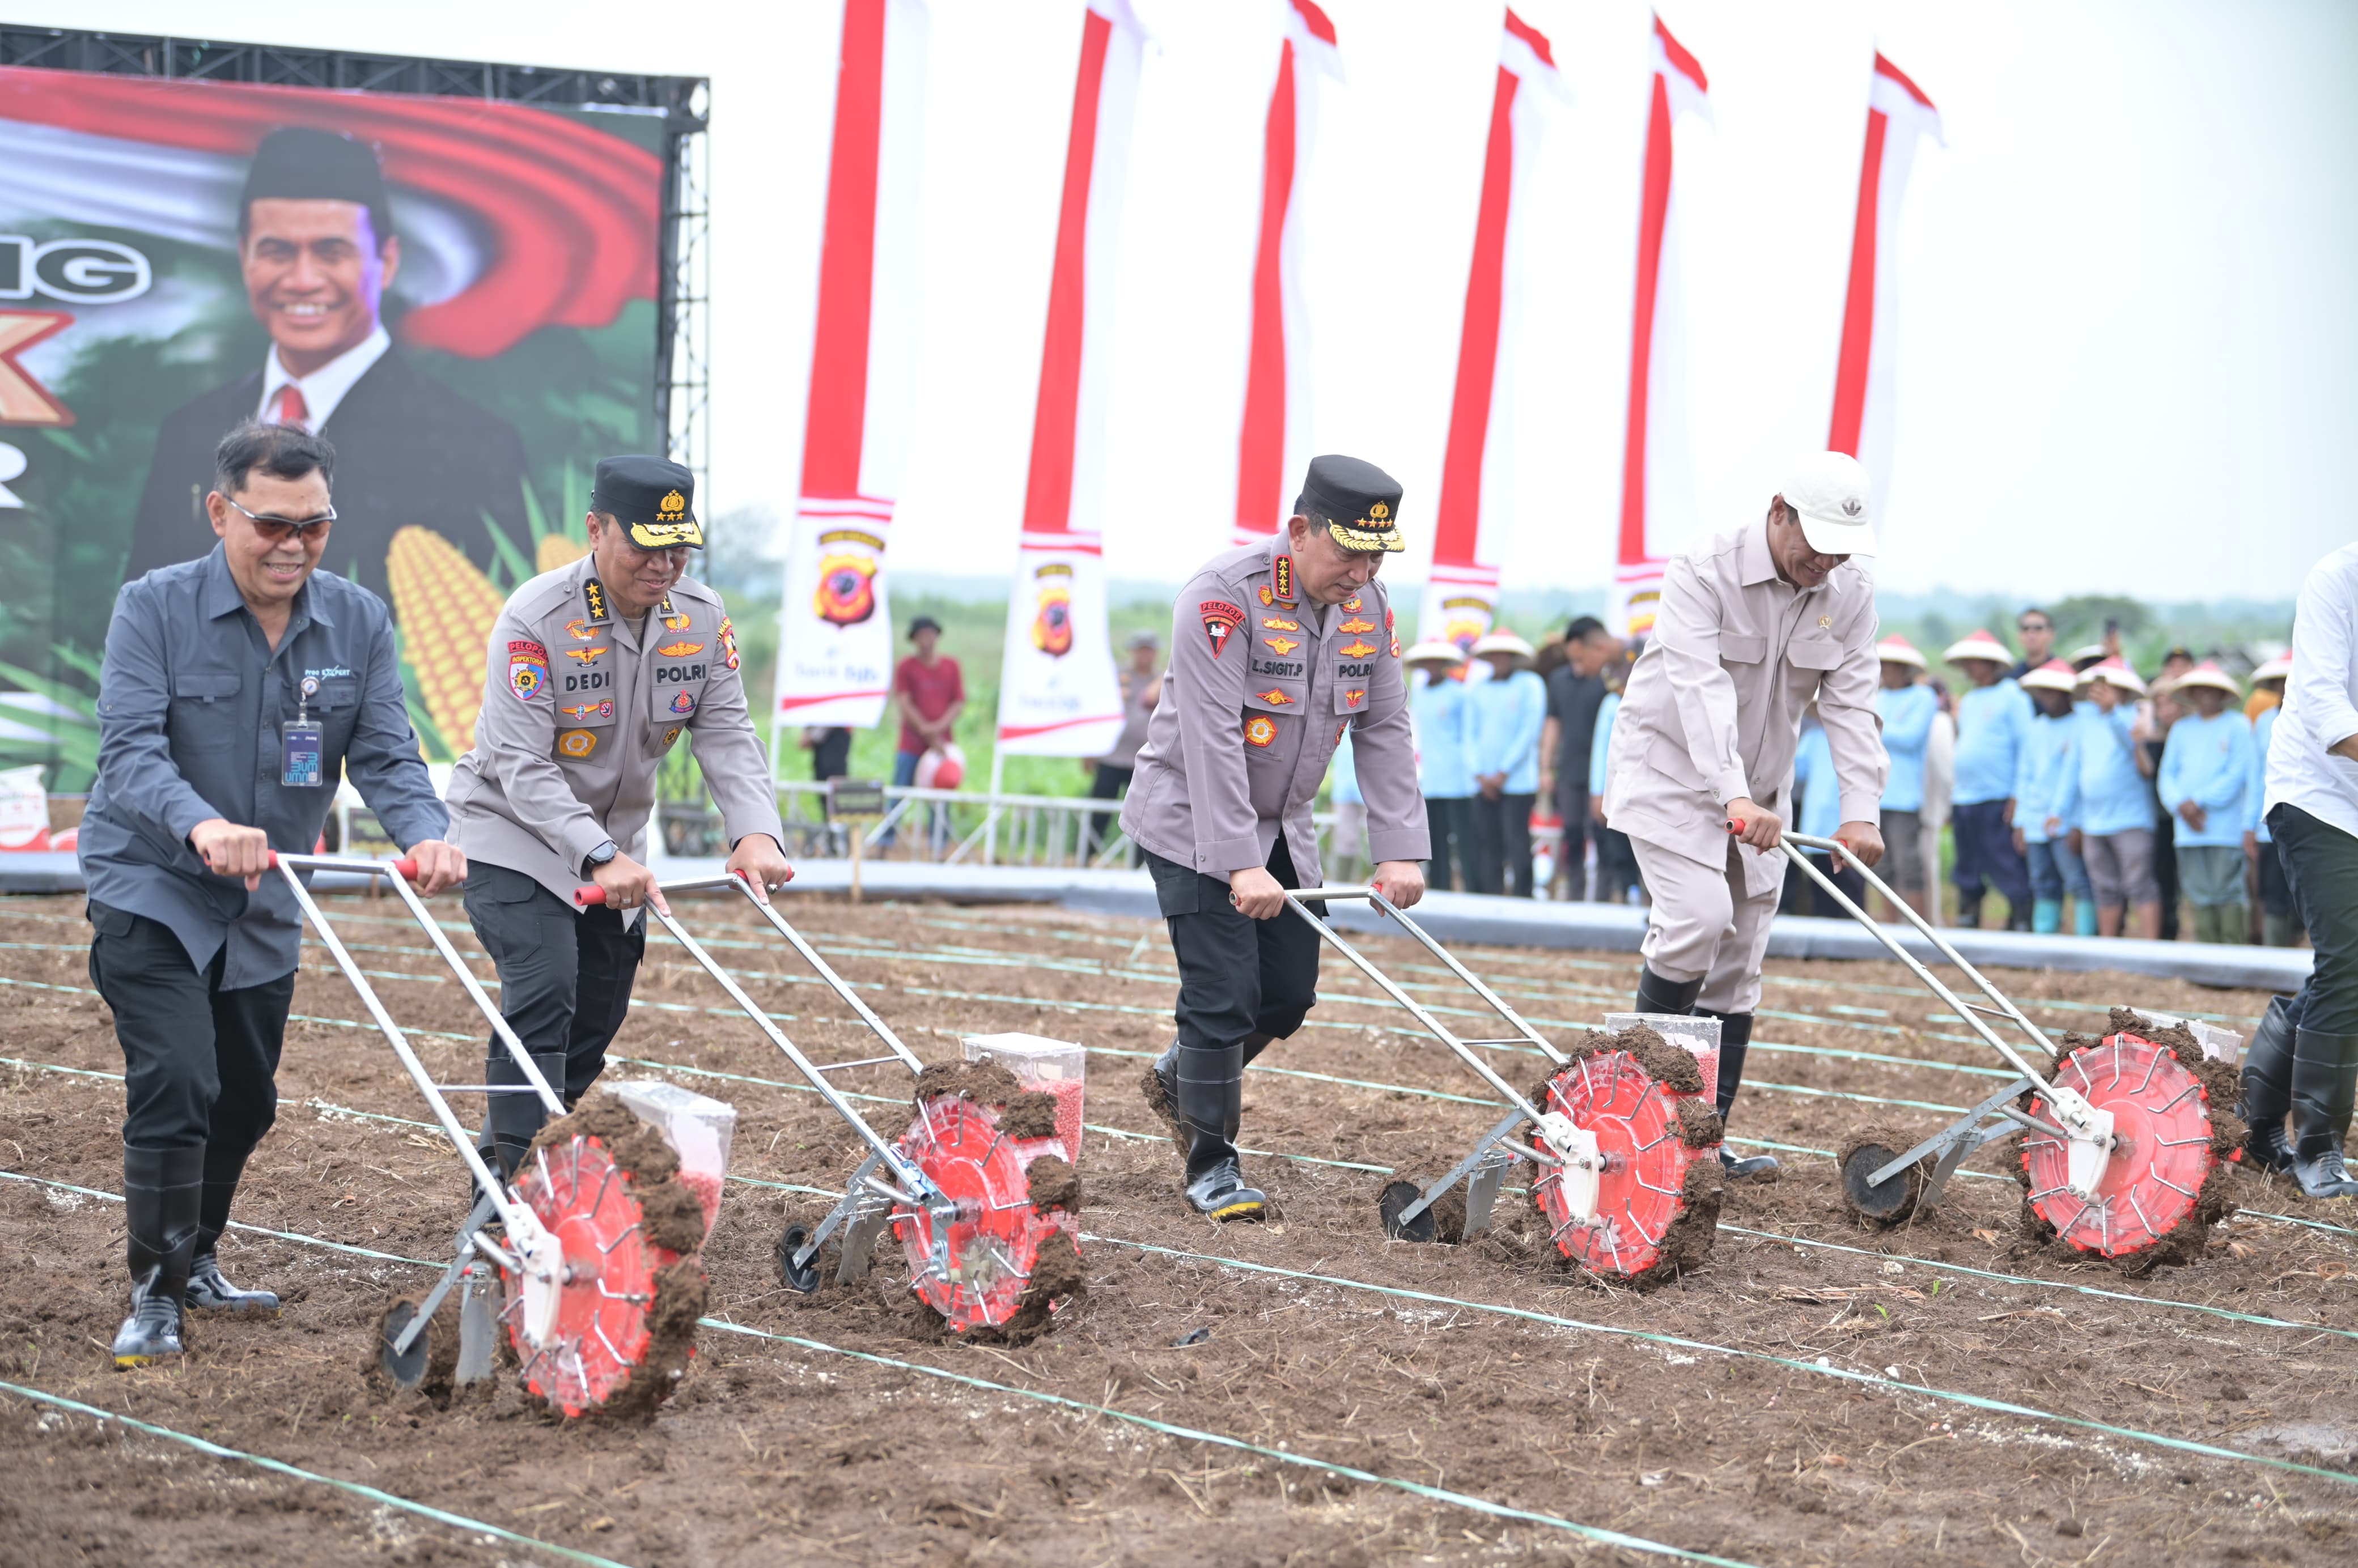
2158, 661, 2255, 943
1467, 632, 1547, 896
2012, 660, 2097, 934
1406, 640, 1474, 891
2247, 655, 2302, 946
1943, 630, 2034, 928
1784, 710, 1864, 916
2057, 658, 2160, 938
1874, 636, 1939, 912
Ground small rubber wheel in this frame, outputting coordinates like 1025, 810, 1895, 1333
777, 1223, 824, 1295
1378, 1180, 1438, 1243
1839, 1142, 1921, 1225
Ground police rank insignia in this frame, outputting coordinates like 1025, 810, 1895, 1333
1339, 617, 1376, 634
563, 618, 598, 642
559, 699, 616, 720
1339, 640, 1378, 658
1201, 600, 1245, 658
1272, 555, 1295, 602
1254, 687, 1294, 706
557, 729, 599, 758
582, 578, 610, 623
1342, 596, 1363, 613
1243, 715, 1278, 748
507, 640, 550, 702
1258, 585, 1275, 606
663, 610, 693, 632
565, 646, 607, 662
719, 617, 741, 670
1263, 635, 1301, 656
1262, 615, 1300, 632
658, 640, 706, 658
669, 690, 698, 716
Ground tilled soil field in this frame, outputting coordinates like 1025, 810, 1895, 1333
1, 889, 2353, 1567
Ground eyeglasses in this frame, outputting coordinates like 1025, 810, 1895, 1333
223, 495, 336, 545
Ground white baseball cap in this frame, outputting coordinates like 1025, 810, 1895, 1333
1781, 451, 1877, 557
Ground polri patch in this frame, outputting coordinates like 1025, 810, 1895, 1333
1201, 600, 1245, 658
669, 689, 698, 716
1244, 715, 1278, 748
508, 640, 550, 702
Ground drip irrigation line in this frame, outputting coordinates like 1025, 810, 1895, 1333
6, 1157, 2349, 1494
694, 1319, 1760, 1566
0, 1381, 635, 1568
1714, 1224, 2358, 1341
1084, 1232, 2358, 1488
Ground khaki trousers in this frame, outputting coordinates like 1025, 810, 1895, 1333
1630, 834, 1780, 1014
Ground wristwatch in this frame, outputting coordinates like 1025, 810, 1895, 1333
582, 840, 619, 878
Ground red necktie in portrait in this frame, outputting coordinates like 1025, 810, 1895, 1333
273, 383, 311, 431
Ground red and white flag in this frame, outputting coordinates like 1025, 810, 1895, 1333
995, 0, 1147, 759
1419, 10, 1568, 651
1231, 0, 1342, 547
1610, 15, 1710, 640
1826, 53, 1943, 530
775, 0, 930, 730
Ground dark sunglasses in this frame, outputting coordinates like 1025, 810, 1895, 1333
223, 494, 336, 545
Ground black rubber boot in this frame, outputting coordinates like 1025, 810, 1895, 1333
1239, 1030, 1278, 1068
113, 1145, 201, 1367
1632, 966, 1703, 1018
476, 1049, 567, 1191
2238, 996, 2298, 1174
1143, 1040, 1187, 1155
1176, 1040, 1265, 1220
2288, 1028, 2358, 1200
1697, 1009, 1780, 1181
185, 1147, 279, 1313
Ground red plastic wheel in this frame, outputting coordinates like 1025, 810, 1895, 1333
892, 1095, 1073, 1332
1529, 1049, 1708, 1281
503, 1132, 682, 1416
2021, 1032, 2218, 1259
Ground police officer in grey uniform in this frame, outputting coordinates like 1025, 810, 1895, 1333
445, 456, 791, 1176
1123, 456, 1431, 1219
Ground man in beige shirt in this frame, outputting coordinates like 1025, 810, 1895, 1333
1604, 452, 1888, 1179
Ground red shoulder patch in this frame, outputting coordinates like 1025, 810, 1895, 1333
1201, 599, 1245, 658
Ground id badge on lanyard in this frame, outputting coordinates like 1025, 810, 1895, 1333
282, 676, 324, 788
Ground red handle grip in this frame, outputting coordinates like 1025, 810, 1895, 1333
575, 885, 607, 907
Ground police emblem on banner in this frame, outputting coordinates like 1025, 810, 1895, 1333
507, 639, 550, 702
1030, 562, 1075, 657
815, 532, 882, 627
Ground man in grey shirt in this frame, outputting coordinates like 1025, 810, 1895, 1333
82, 421, 461, 1367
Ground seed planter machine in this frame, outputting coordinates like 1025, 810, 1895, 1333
1765, 829, 2245, 1269
1286, 887, 1725, 1287
269, 853, 711, 1418
575, 874, 1085, 1341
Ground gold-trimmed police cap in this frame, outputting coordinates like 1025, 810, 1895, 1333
1296, 454, 1405, 553
592, 454, 705, 550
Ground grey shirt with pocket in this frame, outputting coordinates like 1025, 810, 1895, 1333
80, 544, 448, 985
444, 553, 783, 911
1604, 515, 1886, 895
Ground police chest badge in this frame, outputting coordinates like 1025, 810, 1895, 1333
508, 640, 550, 702
557, 729, 599, 758
1263, 634, 1300, 656
658, 639, 706, 658
669, 689, 698, 717
1339, 617, 1376, 635
719, 617, 741, 671
1201, 600, 1244, 658
1243, 715, 1278, 748
661, 725, 684, 751
1339, 640, 1377, 659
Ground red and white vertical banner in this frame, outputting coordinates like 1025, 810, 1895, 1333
995, 0, 1147, 759
1230, 0, 1342, 547
1610, 15, 1710, 640
1419, 10, 1568, 651
1826, 53, 1942, 530
775, 0, 929, 730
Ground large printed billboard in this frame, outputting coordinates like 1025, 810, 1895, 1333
0, 66, 667, 778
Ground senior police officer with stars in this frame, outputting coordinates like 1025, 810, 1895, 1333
446, 456, 792, 1179
1125, 456, 1430, 1220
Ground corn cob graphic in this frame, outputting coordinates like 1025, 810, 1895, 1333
537, 532, 589, 573
386, 526, 506, 754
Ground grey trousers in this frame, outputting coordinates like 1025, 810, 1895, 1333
1629, 834, 1780, 1014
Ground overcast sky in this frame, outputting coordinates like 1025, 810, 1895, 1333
30, 0, 2358, 601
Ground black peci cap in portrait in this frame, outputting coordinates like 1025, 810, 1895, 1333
591, 455, 705, 550
1295, 453, 1405, 553
239, 126, 396, 245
